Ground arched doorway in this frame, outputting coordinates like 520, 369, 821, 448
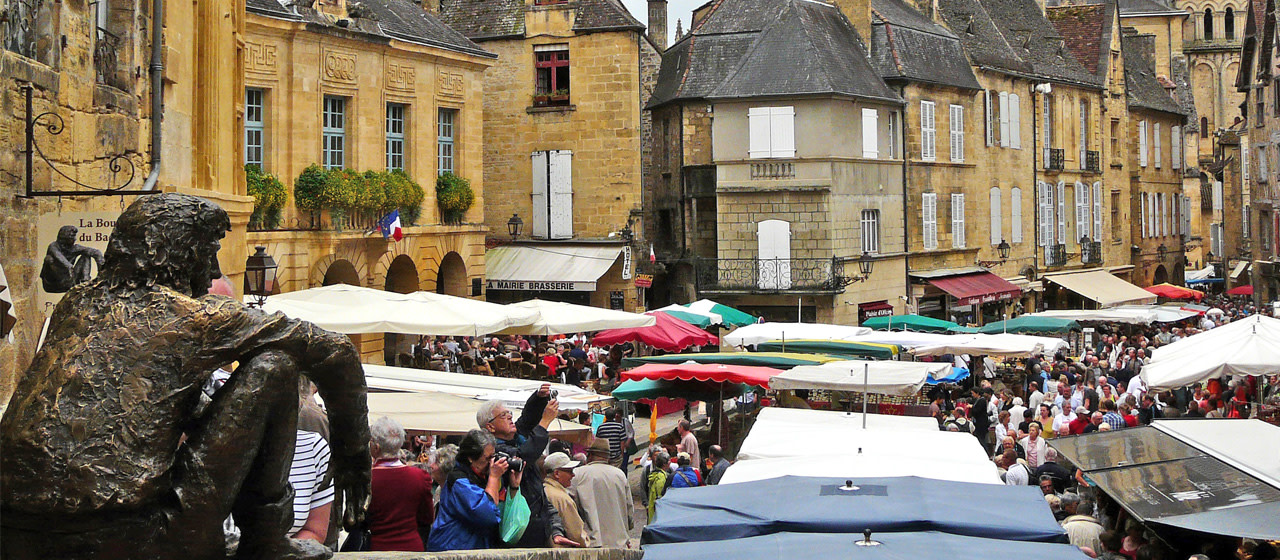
323, 260, 361, 286
1152, 264, 1169, 285
437, 252, 468, 297
384, 255, 420, 365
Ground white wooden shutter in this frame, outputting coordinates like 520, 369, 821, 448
990, 187, 1002, 246
921, 101, 936, 161
862, 108, 879, 159
531, 151, 550, 239
771, 106, 796, 158
757, 219, 792, 290
1139, 120, 1148, 167
1056, 181, 1066, 244
923, 193, 938, 250
1037, 182, 1049, 247
1172, 126, 1182, 169
985, 91, 994, 147
1183, 195, 1191, 235
1010, 94, 1022, 148
1154, 123, 1162, 168
950, 105, 965, 162
1242, 140, 1249, 179
952, 193, 966, 248
1212, 180, 1224, 211
548, 150, 574, 239
1092, 182, 1103, 241
999, 92, 1009, 147
1074, 182, 1087, 241
749, 108, 771, 158
1011, 187, 1023, 243
1140, 193, 1148, 238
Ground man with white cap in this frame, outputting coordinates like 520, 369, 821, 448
570, 438, 633, 548
542, 452, 586, 549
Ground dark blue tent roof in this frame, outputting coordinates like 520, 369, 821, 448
643, 531, 1090, 560
642, 476, 1069, 545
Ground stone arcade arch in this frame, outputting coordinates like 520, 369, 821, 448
436, 251, 468, 297
383, 254, 420, 365
322, 260, 361, 286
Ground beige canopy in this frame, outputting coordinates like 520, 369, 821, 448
366, 391, 595, 445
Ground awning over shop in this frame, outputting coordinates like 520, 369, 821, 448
485, 244, 621, 292
1049, 420, 1280, 540
1230, 261, 1251, 280
919, 271, 1022, 306
1043, 270, 1157, 307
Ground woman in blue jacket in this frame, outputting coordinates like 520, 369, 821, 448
426, 429, 508, 551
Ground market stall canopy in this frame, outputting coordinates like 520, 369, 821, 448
747, 407, 942, 431
1230, 261, 1252, 281
1043, 270, 1158, 307
1227, 285, 1254, 296
848, 331, 958, 349
362, 364, 611, 411
495, 299, 655, 335
641, 475, 1069, 544
1145, 283, 1204, 301
722, 322, 871, 348
651, 304, 721, 328
1140, 314, 1280, 389
735, 417, 995, 467
1025, 305, 1197, 325
366, 391, 593, 443
1185, 265, 1216, 281
769, 360, 948, 396
263, 284, 537, 335
611, 378, 753, 402
1049, 420, 1280, 540
592, 312, 717, 353
754, 339, 899, 360
484, 244, 621, 293
622, 352, 839, 369
621, 362, 779, 389
909, 333, 1066, 358
975, 316, 1078, 334
684, 299, 759, 328
641, 531, 1089, 560
860, 314, 960, 333
913, 270, 1023, 308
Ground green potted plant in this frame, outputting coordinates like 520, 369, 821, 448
435, 172, 474, 225
246, 164, 287, 230
385, 170, 424, 226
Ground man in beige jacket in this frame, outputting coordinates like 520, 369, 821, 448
543, 453, 587, 548
571, 439, 634, 548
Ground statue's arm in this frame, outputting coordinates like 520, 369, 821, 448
46, 244, 75, 270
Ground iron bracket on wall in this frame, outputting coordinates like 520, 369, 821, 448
19, 84, 152, 198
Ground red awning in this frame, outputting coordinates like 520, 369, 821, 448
927, 272, 1022, 307
621, 363, 779, 389
592, 312, 718, 353
1227, 285, 1255, 296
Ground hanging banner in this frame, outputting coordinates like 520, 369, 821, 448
36, 212, 118, 318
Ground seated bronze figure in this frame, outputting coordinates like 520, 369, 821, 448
1, 193, 371, 560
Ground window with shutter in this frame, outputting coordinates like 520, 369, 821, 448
921, 101, 936, 161
1079, 100, 1088, 165
1042, 95, 1053, 162
862, 108, 879, 159
1171, 126, 1181, 169
985, 91, 994, 147
757, 220, 792, 290
748, 107, 796, 158
1213, 181, 1224, 211
1075, 182, 1088, 242
531, 151, 550, 238
1009, 94, 1021, 149
1243, 140, 1249, 179
998, 92, 1009, 147
1139, 121, 1148, 167
1038, 181, 1054, 247
1092, 182, 1103, 241
1244, 205, 1251, 238
1140, 192, 1146, 239
952, 193, 966, 248
1011, 187, 1023, 243
950, 105, 964, 162
749, 107, 771, 158
1056, 181, 1066, 244
549, 150, 574, 239
923, 193, 938, 250
1154, 123, 1162, 169
990, 187, 1002, 246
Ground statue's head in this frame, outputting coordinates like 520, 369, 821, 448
102, 193, 231, 297
56, 225, 78, 246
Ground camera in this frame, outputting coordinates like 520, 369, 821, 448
550, 389, 559, 400
494, 451, 523, 474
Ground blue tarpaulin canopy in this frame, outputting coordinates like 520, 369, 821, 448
642, 531, 1089, 560
641, 476, 1069, 545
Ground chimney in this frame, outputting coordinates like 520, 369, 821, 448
419, 0, 441, 13
648, 0, 669, 51
831, 0, 872, 43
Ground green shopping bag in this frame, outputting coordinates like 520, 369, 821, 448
499, 489, 531, 543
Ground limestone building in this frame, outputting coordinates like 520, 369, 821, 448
241, 0, 496, 364
2, 0, 248, 403
1236, 0, 1279, 301
438, 0, 660, 312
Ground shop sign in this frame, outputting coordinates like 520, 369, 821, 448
634, 273, 653, 288
485, 280, 595, 291
621, 246, 633, 280
37, 212, 118, 318
858, 300, 894, 323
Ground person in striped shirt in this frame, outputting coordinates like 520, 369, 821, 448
288, 430, 334, 542
594, 408, 630, 471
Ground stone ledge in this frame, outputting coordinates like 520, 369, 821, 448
335, 548, 642, 560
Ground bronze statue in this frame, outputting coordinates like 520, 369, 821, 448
1, 193, 371, 560
40, 224, 104, 293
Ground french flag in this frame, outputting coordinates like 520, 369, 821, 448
378, 210, 403, 242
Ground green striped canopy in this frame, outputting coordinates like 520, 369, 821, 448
685, 299, 759, 328
861, 314, 960, 333
611, 378, 752, 401
755, 339, 900, 360
976, 316, 1079, 334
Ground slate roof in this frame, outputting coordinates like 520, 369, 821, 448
648, 0, 903, 108
870, 0, 982, 89
935, 0, 1034, 75
1122, 32, 1184, 114
1046, 3, 1109, 77
1115, 0, 1182, 15
438, 0, 643, 40
247, 0, 495, 57
979, 0, 1103, 86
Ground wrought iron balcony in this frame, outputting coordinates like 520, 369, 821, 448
1046, 243, 1068, 267
1046, 149, 1065, 171
1085, 151, 1101, 173
694, 257, 850, 293
1081, 240, 1103, 265
750, 161, 795, 180
95, 27, 121, 87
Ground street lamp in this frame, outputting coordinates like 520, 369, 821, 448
244, 246, 277, 308
620, 219, 634, 244
506, 214, 523, 241
1158, 244, 1167, 260
858, 253, 875, 278
996, 240, 1011, 260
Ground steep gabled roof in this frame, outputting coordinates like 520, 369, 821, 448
1237, 0, 1262, 90
870, 0, 982, 89
936, 0, 1034, 75
1115, 0, 1183, 16
573, 0, 645, 32
248, 0, 495, 58
1122, 32, 1184, 115
1046, 3, 1110, 77
980, 0, 1103, 87
648, 0, 903, 108
439, 0, 642, 41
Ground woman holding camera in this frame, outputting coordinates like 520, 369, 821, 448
426, 429, 509, 551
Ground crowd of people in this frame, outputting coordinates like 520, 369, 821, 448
393, 333, 638, 390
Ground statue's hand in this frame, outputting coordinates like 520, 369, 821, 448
335, 448, 372, 530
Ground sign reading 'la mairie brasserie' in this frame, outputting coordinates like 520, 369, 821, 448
486, 280, 594, 291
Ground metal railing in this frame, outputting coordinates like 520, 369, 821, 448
750, 161, 795, 179
694, 257, 846, 292
1046, 149, 1065, 171
95, 27, 121, 87
1046, 243, 1068, 267
1085, 151, 1101, 173
1081, 240, 1103, 265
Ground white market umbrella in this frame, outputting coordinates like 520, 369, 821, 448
263, 284, 534, 336
718, 454, 1003, 485
495, 299, 655, 335
770, 360, 950, 397
1140, 314, 1280, 390
652, 303, 723, 327
848, 331, 957, 349
908, 333, 1049, 358
723, 322, 871, 348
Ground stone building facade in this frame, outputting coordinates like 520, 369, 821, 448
1237, 0, 1280, 302
243, 0, 495, 364
1, 0, 249, 404
439, 0, 659, 311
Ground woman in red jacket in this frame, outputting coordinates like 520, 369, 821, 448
367, 416, 435, 551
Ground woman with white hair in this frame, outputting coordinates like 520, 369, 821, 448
367, 416, 435, 551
